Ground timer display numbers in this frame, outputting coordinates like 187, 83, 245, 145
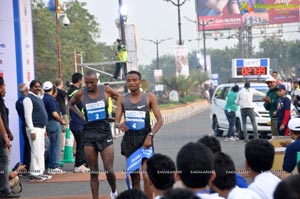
232, 58, 270, 78
237, 66, 267, 76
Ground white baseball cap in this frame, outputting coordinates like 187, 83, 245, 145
43, 81, 53, 90
265, 76, 276, 82
288, 118, 300, 131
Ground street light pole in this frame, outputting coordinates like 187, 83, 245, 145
118, 0, 126, 46
163, 0, 189, 45
198, 20, 213, 72
199, 22, 207, 72
55, 7, 62, 79
141, 38, 172, 69
184, 16, 212, 72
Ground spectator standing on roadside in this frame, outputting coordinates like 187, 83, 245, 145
0, 77, 20, 198
43, 81, 66, 174
273, 84, 290, 136
236, 82, 265, 142
54, 79, 68, 152
281, 118, 300, 173
224, 85, 239, 141
245, 139, 281, 199
67, 72, 89, 173
291, 80, 300, 114
113, 39, 127, 81
263, 76, 279, 136
23, 80, 48, 181
271, 71, 282, 85
15, 83, 31, 171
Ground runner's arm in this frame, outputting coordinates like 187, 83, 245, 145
105, 85, 120, 101
148, 93, 163, 135
69, 89, 85, 120
115, 96, 128, 131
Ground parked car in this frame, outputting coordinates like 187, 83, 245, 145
210, 82, 298, 138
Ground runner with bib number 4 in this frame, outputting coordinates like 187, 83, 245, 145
115, 70, 163, 198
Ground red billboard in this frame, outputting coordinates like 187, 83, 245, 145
196, 0, 299, 30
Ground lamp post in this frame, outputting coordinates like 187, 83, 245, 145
118, 0, 128, 92
141, 38, 172, 69
198, 20, 213, 72
55, 4, 62, 79
163, 0, 189, 45
118, 0, 127, 46
55, 0, 70, 78
184, 16, 212, 72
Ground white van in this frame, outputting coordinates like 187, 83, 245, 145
210, 82, 297, 139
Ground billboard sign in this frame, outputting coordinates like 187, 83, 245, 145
195, 0, 299, 30
174, 45, 189, 77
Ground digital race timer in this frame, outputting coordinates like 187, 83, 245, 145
236, 66, 267, 76
232, 58, 270, 78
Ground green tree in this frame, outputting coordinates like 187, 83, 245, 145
32, 0, 112, 82
257, 37, 289, 74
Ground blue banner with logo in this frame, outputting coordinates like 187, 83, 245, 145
125, 146, 154, 189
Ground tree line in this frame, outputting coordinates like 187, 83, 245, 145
32, 0, 300, 91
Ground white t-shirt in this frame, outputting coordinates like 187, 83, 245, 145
236, 88, 264, 109
248, 172, 281, 199
228, 186, 261, 199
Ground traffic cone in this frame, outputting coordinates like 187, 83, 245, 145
60, 128, 75, 164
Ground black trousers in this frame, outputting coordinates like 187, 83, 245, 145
113, 62, 126, 80
21, 123, 31, 169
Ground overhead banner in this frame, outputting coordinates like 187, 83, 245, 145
174, 45, 189, 77
195, 0, 299, 30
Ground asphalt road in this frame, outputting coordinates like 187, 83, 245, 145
20, 108, 248, 198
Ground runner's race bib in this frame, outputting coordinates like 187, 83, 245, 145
85, 101, 106, 122
125, 110, 146, 130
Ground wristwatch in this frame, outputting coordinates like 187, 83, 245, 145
148, 132, 154, 137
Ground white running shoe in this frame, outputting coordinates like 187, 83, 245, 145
110, 191, 118, 199
48, 168, 64, 175
40, 174, 52, 180
234, 136, 240, 141
30, 175, 47, 181
225, 137, 236, 141
74, 164, 90, 173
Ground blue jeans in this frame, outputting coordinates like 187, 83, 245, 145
225, 110, 236, 138
0, 135, 10, 193
46, 120, 62, 169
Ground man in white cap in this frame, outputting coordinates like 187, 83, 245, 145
282, 118, 300, 173
262, 76, 279, 136
42, 81, 66, 174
